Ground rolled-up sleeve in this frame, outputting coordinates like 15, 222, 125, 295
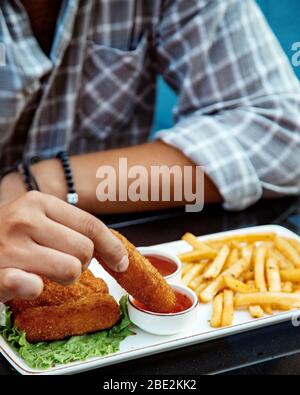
154, 0, 300, 210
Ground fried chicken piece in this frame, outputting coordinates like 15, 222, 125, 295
79, 269, 109, 294
14, 294, 120, 343
7, 269, 108, 313
7, 270, 118, 343
99, 230, 176, 313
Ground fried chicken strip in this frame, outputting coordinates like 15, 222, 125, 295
7, 270, 108, 313
99, 230, 176, 313
14, 294, 120, 343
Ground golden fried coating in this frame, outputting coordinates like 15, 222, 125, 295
7, 270, 118, 343
99, 230, 176, 313
79, 269, 109, 294
14, 294, 120, 343
7, 269, 108, 313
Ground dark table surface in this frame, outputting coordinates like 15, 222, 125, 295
1, 197, 300, 375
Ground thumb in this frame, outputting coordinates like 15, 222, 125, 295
0, 268, 44, 303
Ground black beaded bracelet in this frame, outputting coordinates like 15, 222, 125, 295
1, 161, 40, 192
56, 151, 78, 205
18, 163, 30, 191
18, 162, 40, 192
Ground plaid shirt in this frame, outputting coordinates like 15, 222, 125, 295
0, 0, 300, 210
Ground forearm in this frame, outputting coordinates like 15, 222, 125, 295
31, 141, 221, 214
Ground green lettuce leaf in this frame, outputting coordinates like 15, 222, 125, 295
0, 296, 133, 370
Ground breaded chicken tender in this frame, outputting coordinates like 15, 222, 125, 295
7, 269, 108, 313
8, 270, 119, 342
79, 269, 109, 294
14, 294, 120, 343
99, 230, 176, 313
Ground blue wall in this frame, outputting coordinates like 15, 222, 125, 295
153, 0, 300, 132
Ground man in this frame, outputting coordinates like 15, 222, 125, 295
0, 0, 299, 301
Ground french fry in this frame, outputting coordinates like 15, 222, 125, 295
196, 281, 210, 295
222, 290, 234, 327
203, 245, 230, 279
254, 246, 273, 314
189, 274, 204, 290
182, 232, 204, 249
262, 305, 273, 315
240, 246, 254, 283
239, 274, 245, 282
280, 269, 300, 283
282, 281, 293, 293
272, 304, 293, 311
274, 237, 300, 268
181, 229, 300, 329
235, 292, 300, 308
266, 257, 281, 292
223, 248, 239, 270
230, 241, 242, 250
210, 293, 224, 328
287, 238, 300, 256
224, 275, 258, 293
249, 305, 264, 318
195, 281, 212, 301
263, 241, 274, 250
254, 245, 267, 292
269, 249, 294, 270
181, 263, 192, 277
179, 249, 216, 263
241, 245, 254, 267
200, 259, 249, 303
205, 242, 228, 251
205, 233, 275, 246
181, 263, 206, 286
293, 284, 300, 291
244, 270, 254, 281
182, 233, 216, 254
200, 277, 225, 303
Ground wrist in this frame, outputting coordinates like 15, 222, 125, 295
0, 171, 27, 205
31, 158, 68, 201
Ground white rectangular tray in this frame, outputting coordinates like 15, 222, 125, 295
1, 225, 300, 375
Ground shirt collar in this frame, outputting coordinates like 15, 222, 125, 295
50, 0, 80, 64
2, 0, 80, 80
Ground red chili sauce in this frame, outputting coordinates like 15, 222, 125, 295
133, 290, 193, 314
146, 255, 178, 277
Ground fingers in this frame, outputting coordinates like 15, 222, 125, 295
31, 218, 94, 269
5, 245, 82, 285
42, 194, 129, 272
0, 268, 43, 303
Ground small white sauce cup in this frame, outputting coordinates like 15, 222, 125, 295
137, 247, 182, 284
127, 283, 199, 336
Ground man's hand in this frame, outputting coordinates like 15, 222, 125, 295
0, 192, 129, 303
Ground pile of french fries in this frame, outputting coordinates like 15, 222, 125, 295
178, 232, 300, 328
